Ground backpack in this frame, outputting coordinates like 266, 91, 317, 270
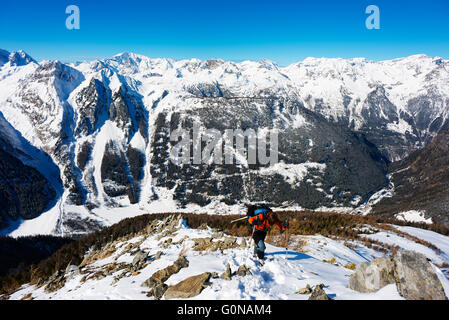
247, 204, 271, 221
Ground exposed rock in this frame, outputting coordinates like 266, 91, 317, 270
20, 293, 33, 300
154, 251, 163, 260
394, 250, 447, 300
349, 257, 395, 293
142, 256, 189, 288
159, 238, 173, 249
308, 284, 330, 300
295, 284, 312, 295
236, 265, 252, 277
192, 237, 213, 251
132, 250, 148, 267
220, 263, 232, 280
349, 250, 448, 300
44, 271, 66, 293
197, 223, 209, 230
192, 237, 239, 252
164, 272, 211, 299
149, 283, 168, 300
65, 265, 80, 280
80, 244, 116, 266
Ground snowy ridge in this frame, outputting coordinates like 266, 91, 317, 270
6, 216, 449, 300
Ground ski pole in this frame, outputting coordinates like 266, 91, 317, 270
230, 216, 248, 224
247, 225, 255, 259
249, 225, 255, 247
283, 219, 289, 260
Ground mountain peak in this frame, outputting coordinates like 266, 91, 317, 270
7, 50, 36, 66
112, 51, 148, 62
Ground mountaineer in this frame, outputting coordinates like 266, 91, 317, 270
246, 205, 288, 262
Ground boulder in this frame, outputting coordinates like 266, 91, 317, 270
192, 237, 213, 251
220, 263, 232, 280
349, 257, 395, 293
394, 250, 447, 300
236, 265, 252, 277
132, 250, 147, 267
308, 284, 330, 300
142, 256, 189, 288
295, 284, 312, 295
44, 271, 66, 293
349, 250, 448, 300
164, 272, 211, 299
151, 283, 168, 300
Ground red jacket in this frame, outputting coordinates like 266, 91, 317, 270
248, 212, 286, 232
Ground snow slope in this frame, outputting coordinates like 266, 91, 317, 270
6, 217, 449, 300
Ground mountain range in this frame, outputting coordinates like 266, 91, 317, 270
0, 49, 448, 235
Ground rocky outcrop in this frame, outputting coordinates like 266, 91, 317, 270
75, 78, 109, 136
349, 257, 395, 293
349, 250, 448, 300
394, 250, 447, 300
308, 284, 331, 300
295, 284, 312, 295
235, 265, 252, 277
164, 272, 211, 299
7, 50, 36, 66
192, 237, 239, 252
142, 256, 189, 299
132, 250, 148, 268
44, 270, 66, 293
220, 263, 232, 281
219, 263, 251, 280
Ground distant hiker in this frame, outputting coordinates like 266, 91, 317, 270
247, 205, 288, 261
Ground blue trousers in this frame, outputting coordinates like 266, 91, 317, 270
253, 230, 267, 259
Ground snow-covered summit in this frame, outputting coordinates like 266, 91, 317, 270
0, 49, 37, 67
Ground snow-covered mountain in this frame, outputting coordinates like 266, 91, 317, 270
0, 50, 448, 236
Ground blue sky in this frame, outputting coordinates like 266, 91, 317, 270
1, 0, 448, 65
